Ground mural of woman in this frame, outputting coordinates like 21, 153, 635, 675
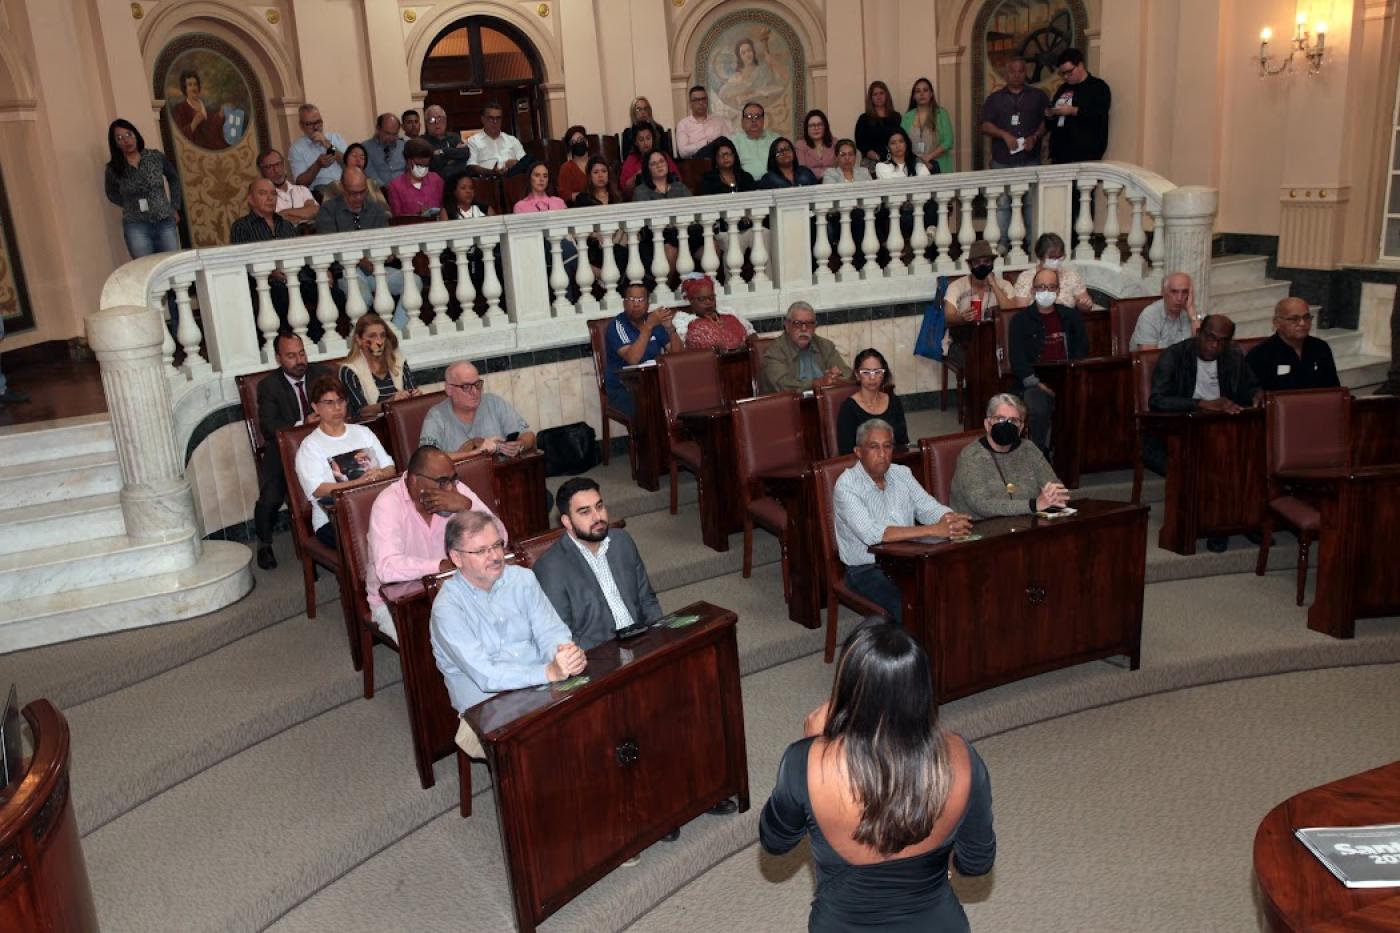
716, 31, 790, 130
171, 70, 228, 151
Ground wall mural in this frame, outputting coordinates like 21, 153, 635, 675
0, 164, 34, 334
971, 0, 1089, 169
695, 10, 806, 141
153, 34, 269, 248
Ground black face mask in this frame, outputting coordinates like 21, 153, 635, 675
569, 140, 588, 157
990, 421, 1021, 447
971, 263, 994, 280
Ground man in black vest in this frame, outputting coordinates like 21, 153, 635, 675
253, 333, 329, 569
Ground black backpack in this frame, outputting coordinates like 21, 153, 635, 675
537, 421, 601, 477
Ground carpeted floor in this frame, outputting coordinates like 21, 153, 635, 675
5, 406, 1397, 932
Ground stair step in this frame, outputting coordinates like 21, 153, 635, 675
1337, 354, 1392, 391
0, 415, 113, 468
0, 451, 122, 505
0, 492, 125, 555
0, 533, 198, 603
1211, 280, 1292, 320
0, 540, 252, 653
1209, 254, 1270, 290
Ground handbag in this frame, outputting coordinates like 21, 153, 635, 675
537, 421, 601, 477
914, 276, 952, 362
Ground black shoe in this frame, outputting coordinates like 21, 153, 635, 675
662, 829, 680, 842
256, 545, 277, 570
707, 799, 739, 816
1205, 536, 1228, 553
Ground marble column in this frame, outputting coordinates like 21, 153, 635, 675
1162, 186, 1217, 312
86, 303, 204, 552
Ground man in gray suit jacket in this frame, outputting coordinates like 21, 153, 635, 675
534, 477, 662, 651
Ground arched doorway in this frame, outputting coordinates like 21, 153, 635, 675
421, 17, 546, 145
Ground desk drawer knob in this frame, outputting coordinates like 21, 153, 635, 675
615, 739, 640, 768
1026, 585, 1046, 606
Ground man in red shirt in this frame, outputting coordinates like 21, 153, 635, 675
1007, 267, 1089, 453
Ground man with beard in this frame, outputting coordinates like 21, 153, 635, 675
534, 477, 663, 651
365, 445, 503, 643
252, 333, 329, 570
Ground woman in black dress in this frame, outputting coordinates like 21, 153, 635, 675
836, 348, 909, 455
760, 624, 996, 932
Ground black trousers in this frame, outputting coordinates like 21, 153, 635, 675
1020, 384, 1056, 454
253, 453, 287, 546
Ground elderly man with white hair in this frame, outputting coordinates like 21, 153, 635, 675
950, 393, 1069, 520
1131, 271, 1200, 351
418, 360, 535, 457
759, 301, 851, 393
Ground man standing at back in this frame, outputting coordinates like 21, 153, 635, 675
252, 333, 328, 570
535, 478, 662, 651
675, 85, 733, 159
1048, 48, 1111, 165
980, 58, 1048, 243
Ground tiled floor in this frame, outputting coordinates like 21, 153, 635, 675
0, 356, 107, 428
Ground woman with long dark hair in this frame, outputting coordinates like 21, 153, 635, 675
757, 137, 819, 189
902, 77, 954, 175
836, 347, 909, 454
875, 128, 931, 179
796, 109, 836, 174
696, 137, 755, 195
761, 624, 996, 931
104, 119, 183, 261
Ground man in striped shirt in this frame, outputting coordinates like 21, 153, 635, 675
833, 418, 972, 624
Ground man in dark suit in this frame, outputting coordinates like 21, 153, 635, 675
1007, 266, 1089, 455
253, 332, 329, 569
533, 477, 662, 651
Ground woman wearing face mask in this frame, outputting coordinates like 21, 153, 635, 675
339, 311, 420, 419
385, 138, 443, 217
557, 124, 591, 205
836, 348, 909, 455
1010, 233, 1092, 310
949, 393, 1068, 519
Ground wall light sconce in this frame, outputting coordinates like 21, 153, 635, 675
1259, 11, 1327, 76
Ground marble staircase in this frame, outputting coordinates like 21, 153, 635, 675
1210, 254, 1390, 388
0, 414, 253, 654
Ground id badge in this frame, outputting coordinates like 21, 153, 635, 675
138, 198, 149, 212
1010, 114, 1020, 127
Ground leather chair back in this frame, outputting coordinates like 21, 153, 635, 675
747, 333, 779, 395
814, 382, 860, 459
1131, 349, 1163, 415
471, 176, 503, 215
508, 527, 565, 568
1110, 295, 1160, 356
586, 316, 614, 405
331, 476, 398, 629
1266, 387, 1352, 474
659, 350, 723, 441
813, 455, 858, 579
383, 391, 448, 467
598, 134, 621, 166
235, 370, 274, 462
994, 307, 1017, 379
919, 430, 983, 504
453, 453, 501, 513
678, 158, 709, 194
502, 173, 529, 210
1235, 336, 1264, 356
274, 421, 326, 562
733, 392, 804, 504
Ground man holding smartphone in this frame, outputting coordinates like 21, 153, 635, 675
289, 103, 347, 192
1047, 48, 1111, 165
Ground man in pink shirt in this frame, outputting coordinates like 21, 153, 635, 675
366, 445, 504, 641
674, 85, 733, 159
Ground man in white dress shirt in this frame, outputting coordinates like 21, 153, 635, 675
466, 101, 529, 177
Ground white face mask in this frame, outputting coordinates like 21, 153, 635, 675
1042, 257, 1062, 270
411, 164, 430, 180
1034, 290, 1058, 308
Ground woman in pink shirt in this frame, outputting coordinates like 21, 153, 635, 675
513, 162, 567, 213
385, 138, 444, 218
795, 109, 836, 174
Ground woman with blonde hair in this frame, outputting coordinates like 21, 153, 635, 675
854, 80, 901, 168
338, 311, 420, 419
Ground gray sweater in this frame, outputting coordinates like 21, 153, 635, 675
950, 439, 1060, 519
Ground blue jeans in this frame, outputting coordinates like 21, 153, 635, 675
340, 266, 413, 331
123, 219, 182, 330
844, 563, 903, 625
990, 160, 1034, 250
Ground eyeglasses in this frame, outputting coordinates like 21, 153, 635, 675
622, 296, 649, 305
314, 396, 347, 408
990, 415, 1024, 426
690, 95, 707, 102
775, 146, 794, 154
787, 319, 817, 331
427, 115, 445, 124
413, 472, 456, 489
114, 132, 136, 142
448, 380, 484, 392
1057, 66, 1075, 78
301, 119, 324, 129
1280, 314, 1314, 324
857, 368, 886, 378
454, 540, 506, 558
743, 112, 763, 121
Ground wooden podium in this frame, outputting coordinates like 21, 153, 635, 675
464, 602, 749, 932
1034, 357, 1137, 488
0, 700, 99, 932
947, 319, 1001, 431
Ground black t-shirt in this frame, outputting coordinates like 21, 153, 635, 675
1048, 73, 1111, 164
1245, 332, 1340, 391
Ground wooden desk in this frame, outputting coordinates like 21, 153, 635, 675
1034, 356, 1136, 488
1254, 760, 1400, 931
871, 498, 1147, 702
1351, 395, 1400, 467
1081, 306, 1113, 358
464, 602, 748, 933
947, 320, 1000, 431
381, 576, 458, 788
620, 351, 756, 493
487, 449, 549, 541
0, 700, 99, 933
1142, 407, 1267, 555
678, 406, 744, 551
1278, 464, 1400, 639
762, 444, 922, 629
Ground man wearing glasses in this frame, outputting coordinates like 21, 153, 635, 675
365, 445, 503, 644
361, 113, 406, 188
465, 101, 529, 177
604, 282, 682, 417
1246, 297, 1339, 391
951, 393, 1068, 520
288, 103, 347, 192
675, 85, 733, 159
733, 101, 778, 178
255, 148, 318, 225
419, 360, 536, 457
430, 509, 585, 749
1047, 48, 1111, 165
760, 301, 851, 393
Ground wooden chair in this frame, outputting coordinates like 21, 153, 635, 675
470, 176, 504, 215
600, 133, 621, 166
1129, 348, 1164, 504
732, 392, 801, 593
587, 317, 636, 471
658, 349, 725, 515
235, 370, 275, 464
274, 422, 346, 633
1110, 294, 1161, 356
746, 332, 778, 396
919, 431, 983, 503
383, 391, 447, 467
1255, 388, 1352, 605
331, 476, 399, 698
814, 382, 860, 459
813, 454, 894, 663
678, 157, 709, 194
501, 173, 528, 210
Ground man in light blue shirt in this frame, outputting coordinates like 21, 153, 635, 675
288, 103, 347, 191
430, 510, 586, 718
833, 418, 972, 623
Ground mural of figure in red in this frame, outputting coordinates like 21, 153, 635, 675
170, 70, 229, 151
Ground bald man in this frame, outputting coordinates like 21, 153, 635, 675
419, 360, 535, 457
231, 178, 299, 245
1131, 272, 1200, 350
1246, 297, 1339, 391
315, 167, 410, 330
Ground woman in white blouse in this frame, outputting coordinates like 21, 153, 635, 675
874, 129, 930, 179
